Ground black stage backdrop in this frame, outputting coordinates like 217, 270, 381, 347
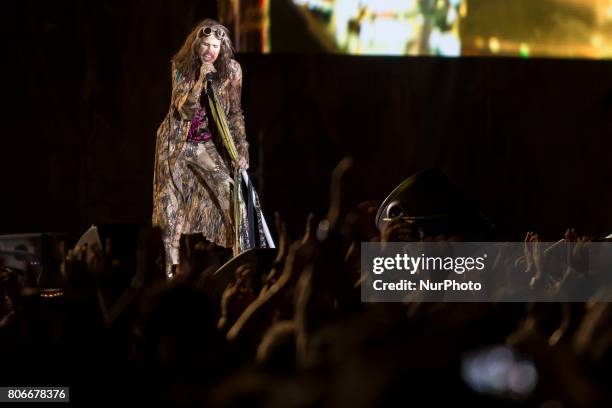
3, 1, 612, 241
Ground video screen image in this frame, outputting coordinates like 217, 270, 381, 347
221, 0, 612, 58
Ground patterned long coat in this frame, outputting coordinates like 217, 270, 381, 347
152, 59, 251, 275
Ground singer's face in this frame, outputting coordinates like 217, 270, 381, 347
199, 37, 221, 64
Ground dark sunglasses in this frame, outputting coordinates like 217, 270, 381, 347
199, 26, 226, 40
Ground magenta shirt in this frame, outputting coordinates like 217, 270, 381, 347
187, 107, 212, 143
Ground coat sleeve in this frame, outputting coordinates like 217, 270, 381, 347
227, 60, 250, 169
171, 64, 203, 121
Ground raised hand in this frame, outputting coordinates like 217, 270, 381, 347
562, 228, 592, 280
523, 232, 543, 288
280, 213, 317, 284
522, 231, 537, 274
88, 237, 115, 284
263, 212, 289, 290
344, 200, 380, 242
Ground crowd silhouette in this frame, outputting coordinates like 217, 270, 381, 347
1, 158, 611, 407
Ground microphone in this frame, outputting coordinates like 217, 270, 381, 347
205, 72, 214, 96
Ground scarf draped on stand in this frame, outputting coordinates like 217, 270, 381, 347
205, 79, 275, 255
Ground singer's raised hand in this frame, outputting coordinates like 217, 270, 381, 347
200, 61, 217, 78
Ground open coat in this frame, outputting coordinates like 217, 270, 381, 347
152, 59, 252, 275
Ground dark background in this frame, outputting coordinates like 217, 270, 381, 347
3, 0, 612, 241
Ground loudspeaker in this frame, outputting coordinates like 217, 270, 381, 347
375, 168, 496, 239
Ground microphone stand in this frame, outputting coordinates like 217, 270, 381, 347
205, 74, 276, 253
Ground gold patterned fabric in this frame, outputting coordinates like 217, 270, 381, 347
152, 59, 253, 276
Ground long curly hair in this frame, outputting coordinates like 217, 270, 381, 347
172, 19, 235, 83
